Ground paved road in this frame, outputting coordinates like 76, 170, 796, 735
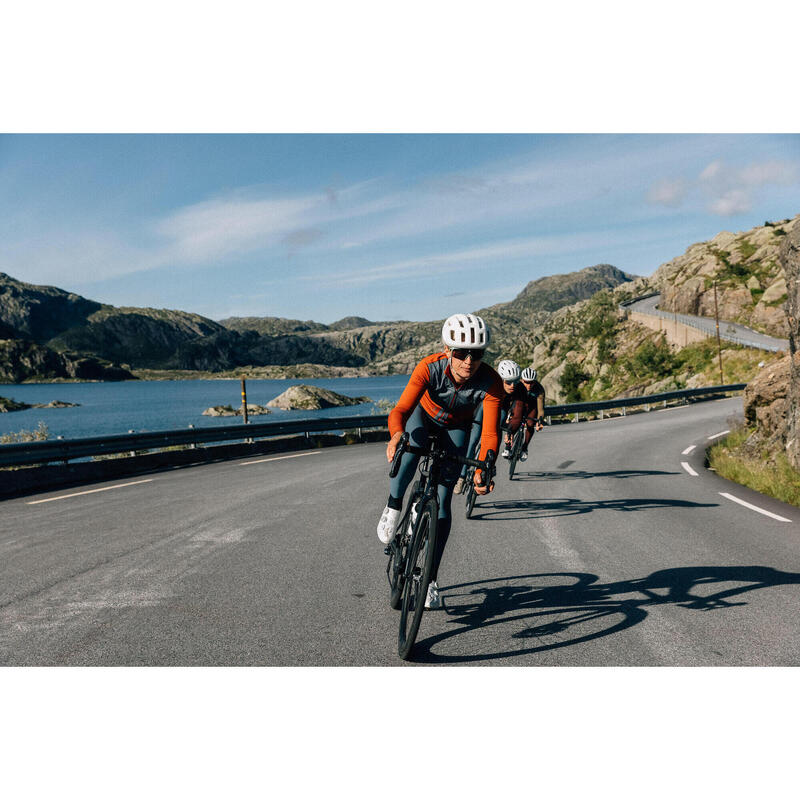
1, 396, 798, 665
627, 294, 789, 352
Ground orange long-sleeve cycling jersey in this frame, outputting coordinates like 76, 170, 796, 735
388, 352, 504, 462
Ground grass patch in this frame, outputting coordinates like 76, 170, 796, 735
709, 427, 800, 507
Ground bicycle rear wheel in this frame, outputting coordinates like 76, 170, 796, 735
398, 497, 437, 660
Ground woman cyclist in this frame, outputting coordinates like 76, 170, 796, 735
377, 313, 503, 609
454, 358, 523, 493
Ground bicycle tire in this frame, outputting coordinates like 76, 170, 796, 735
508, 427, 524, 480
398, 497, 437, 660
388, 483, 421, 609
465, 477, 477, 519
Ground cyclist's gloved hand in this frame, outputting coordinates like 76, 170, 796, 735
386, 431, 404, 463
474, 470, 494, 495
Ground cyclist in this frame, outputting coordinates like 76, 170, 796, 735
377, 313, 503, 609
497, 359, 526, 459
519, 366, 546, 461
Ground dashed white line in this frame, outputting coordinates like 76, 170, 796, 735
719, 492, 792, 523
27, 479, 154, 505
682, 445, 696, 455
707, 430, 731, 440
240, 452, 321, 466
681, 462, 698, 477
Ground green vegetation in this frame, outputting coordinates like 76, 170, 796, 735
737, 240, 757, 261
560, 362, 590, 403
709, 427, 800, 508
625, 334, 675, 379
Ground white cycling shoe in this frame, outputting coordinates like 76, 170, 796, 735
501, 447, 510, 459
425, 580, 442, 609
453, 477, 465, 494
520, 450, 528, 462
377, 506, 401, 544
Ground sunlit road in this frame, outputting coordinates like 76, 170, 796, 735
1, 396, 798, 665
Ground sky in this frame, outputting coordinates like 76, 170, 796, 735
1, 134, 799, 324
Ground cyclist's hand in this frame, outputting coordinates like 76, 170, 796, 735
474, 471, 494, 495
386, 431, 404, 463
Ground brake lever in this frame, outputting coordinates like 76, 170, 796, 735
388, 432, 409, 478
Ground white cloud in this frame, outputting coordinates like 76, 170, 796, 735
709, 189, 751, 216
647, 178, 688, 207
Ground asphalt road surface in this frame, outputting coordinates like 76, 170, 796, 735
1, 396, 798, 666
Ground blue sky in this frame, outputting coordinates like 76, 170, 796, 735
1, 134, 798, 324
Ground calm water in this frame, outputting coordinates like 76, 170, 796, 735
0, 376, 410, 440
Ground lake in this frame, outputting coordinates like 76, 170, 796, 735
0, 376, 410, 440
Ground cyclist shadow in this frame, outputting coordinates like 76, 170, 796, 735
410, 565, 800, 663
468, 497, 718, 520
512, 469, 679, 482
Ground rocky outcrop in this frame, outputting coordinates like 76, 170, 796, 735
743, 355, 793, 441
0, 396, 29, 412
0, 338, 134, 382
740, 222, 800, 467
202, 404, 271, 417
653, 216, 799, 338
266, 385, 371, 410
781, 223, 800, 469
0, 396, 78, 412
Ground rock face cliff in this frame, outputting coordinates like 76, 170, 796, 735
742, 222, 800, 468
652, 216, 799, 338
780, 223, 800, 469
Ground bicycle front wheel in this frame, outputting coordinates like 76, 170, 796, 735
509, 428, 524, 479
465, 478, 477, 519
398, 497, 437, 660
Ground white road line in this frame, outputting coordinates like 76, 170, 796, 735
707, 430, 731, 440
681, 462, 698, 477
719, 492, 792, 523
682, 445, 696, 455
240, 452, 322, 466
27, 479, 154, 505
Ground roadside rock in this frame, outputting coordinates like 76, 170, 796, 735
743, 355, 792, 437
781, 224, 800, 469
266, 384, 371, 410
32, 400, 80, 409
202, 404, 271, 417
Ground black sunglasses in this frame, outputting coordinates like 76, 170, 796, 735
451, 348, 485, 362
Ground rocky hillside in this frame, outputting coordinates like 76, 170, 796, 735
652, 215, 799, 337
0, 262, 635, 382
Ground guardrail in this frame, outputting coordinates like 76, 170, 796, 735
0, 384, 747, 469
543, 383, 745, 422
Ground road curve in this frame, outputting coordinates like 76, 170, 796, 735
1, 396, 798, 666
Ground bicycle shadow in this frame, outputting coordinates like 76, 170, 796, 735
511, 469, 679, 482
410, 565, 800, 663
468, 496, 718, 521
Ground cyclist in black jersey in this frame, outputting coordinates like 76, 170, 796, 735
519, 366, 545, 461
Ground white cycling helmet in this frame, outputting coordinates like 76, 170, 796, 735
521, 366, 537, 381
441, 313, 490, 349
497, 359, 521, 383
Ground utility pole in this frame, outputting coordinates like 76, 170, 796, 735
713, 281, 724, 384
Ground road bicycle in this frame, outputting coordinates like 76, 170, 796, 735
507, 424, 526, 480
385, 430, 495, 660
